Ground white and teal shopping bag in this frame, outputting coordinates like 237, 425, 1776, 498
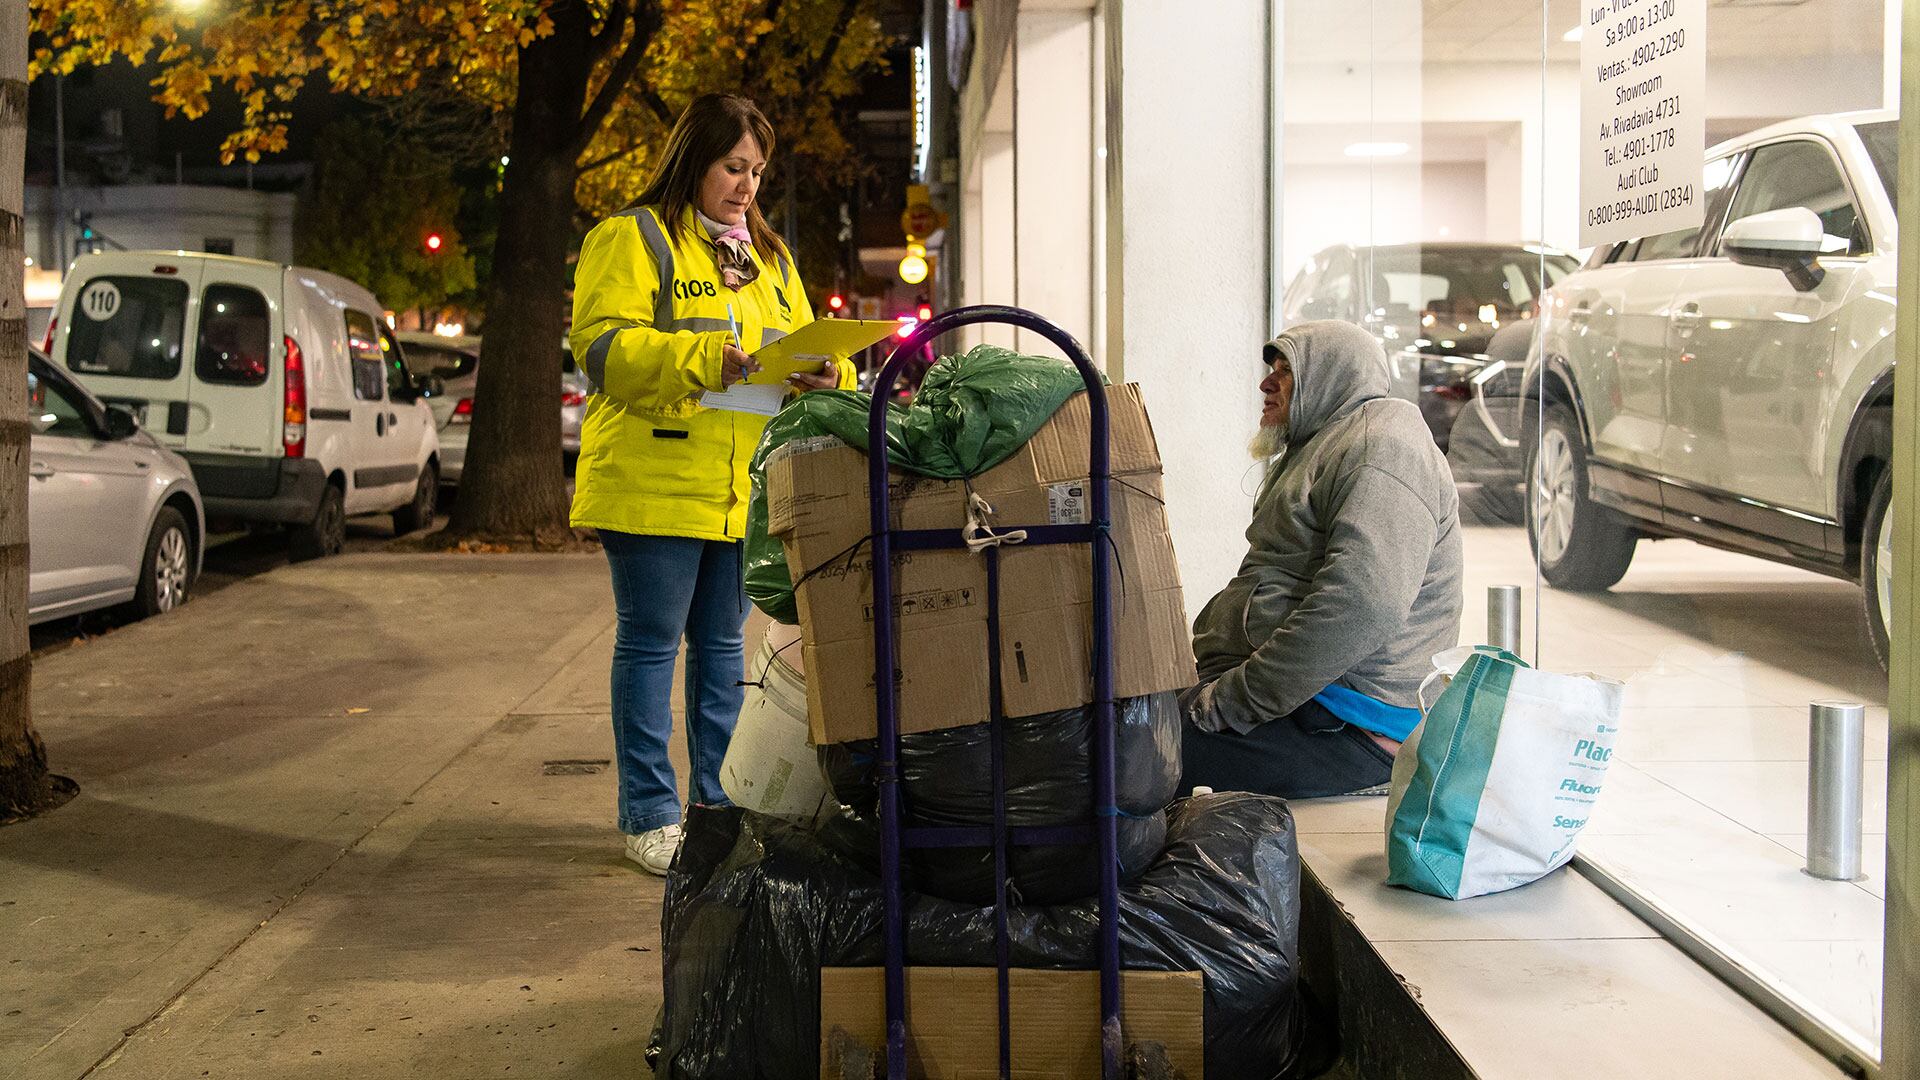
1385, 646, 1625, 900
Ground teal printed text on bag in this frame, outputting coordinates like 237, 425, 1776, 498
1386, 652, 1516, 897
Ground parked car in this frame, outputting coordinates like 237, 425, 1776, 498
50, 252, 441, 557
26, 349, 204, 624
1483, 110, 1900, 666
1281, 241, 1580, 449
396, 332, 588, 487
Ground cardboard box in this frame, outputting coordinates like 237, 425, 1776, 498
766, 384, 1197, 745
818, 966, 1204, 1079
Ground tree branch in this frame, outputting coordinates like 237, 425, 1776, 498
571, 4, 660, 157
592, 0, 632, 59
578, 138, 650, 174
795, 0, 862, 89
740, 0, 785, 86
636, 82, 672, 125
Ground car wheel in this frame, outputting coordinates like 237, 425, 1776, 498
289, 484, 347, 561
1526, 404, 1638, 591
1861, 471, 1892, 672
134, 507, 194, 619
392, 464, 438, 536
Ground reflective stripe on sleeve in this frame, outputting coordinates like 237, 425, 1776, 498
582, 327, 619, 390
665, 317, 734, 334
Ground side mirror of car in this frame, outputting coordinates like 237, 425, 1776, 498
103, 403, 140, 440
394, 375, 443, 403
1723, 207, 1827, 292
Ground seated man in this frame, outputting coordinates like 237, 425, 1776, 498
1182, 320, 1463, 799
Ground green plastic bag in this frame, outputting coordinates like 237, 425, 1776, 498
744, 345, 1096, 623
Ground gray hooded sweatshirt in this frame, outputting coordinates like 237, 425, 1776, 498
1188, 321, 1463, 734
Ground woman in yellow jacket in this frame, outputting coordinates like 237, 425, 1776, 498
570, 94, 854, 873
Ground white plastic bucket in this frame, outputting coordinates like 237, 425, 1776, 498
720, 625, 832, 823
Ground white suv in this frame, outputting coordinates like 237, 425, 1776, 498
1522, 110, 1900, 664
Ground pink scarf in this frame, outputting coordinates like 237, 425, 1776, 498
713, 225, 760, 291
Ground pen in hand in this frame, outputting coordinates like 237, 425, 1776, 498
720, 303, 759, 387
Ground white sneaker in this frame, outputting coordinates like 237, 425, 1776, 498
624, 823, 683, 875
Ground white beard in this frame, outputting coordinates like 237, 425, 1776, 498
1248, 422, 1288, 461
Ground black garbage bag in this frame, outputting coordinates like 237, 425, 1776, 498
822, 804, 1168, 907
818, 692, 1183, 820
657, 792, 1304, 1080
815, 691, 1183, 904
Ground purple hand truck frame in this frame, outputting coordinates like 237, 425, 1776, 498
864, 304, 1124, 1080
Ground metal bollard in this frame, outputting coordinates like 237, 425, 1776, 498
1487, 585, 1522, 656
1806, 700, 1866, 881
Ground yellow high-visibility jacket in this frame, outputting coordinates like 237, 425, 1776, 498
568, 206, 856, 541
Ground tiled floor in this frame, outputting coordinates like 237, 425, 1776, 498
1458, 525, 1888, 1055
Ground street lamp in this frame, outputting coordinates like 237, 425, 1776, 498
898, 242, 929, 286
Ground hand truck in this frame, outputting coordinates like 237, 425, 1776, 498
864, 304, 1125, 1080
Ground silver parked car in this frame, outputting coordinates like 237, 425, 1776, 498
27, 350, 205, 624
396, 333, 587, 486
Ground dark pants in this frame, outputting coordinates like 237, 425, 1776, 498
1179, 694, 1396, 800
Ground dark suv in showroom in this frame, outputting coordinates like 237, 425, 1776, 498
1281, 241, 1579, 450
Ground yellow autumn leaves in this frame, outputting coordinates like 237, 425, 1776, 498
29, 0, 887, 191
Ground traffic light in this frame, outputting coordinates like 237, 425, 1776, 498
424, 232, 444, 254
917, 304, 933, 323
828, 293, 845, 314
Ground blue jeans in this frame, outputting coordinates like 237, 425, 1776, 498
601, 531, 746, 834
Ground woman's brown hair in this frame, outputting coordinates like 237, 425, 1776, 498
630, 94, 788, 263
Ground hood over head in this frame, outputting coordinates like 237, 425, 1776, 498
1264, 320, 1392, 444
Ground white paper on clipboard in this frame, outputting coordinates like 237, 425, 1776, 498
699, 383, 788, 416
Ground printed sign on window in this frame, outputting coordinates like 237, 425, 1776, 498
1579, 0, 1706, 246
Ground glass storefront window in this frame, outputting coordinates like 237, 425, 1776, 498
1276, 0, 1898, 1064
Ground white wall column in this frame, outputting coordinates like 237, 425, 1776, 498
1886, 0, 1904, 111
1011, 3, 1097, 357
962, 157, 985, 311
1104, 0, 1269, 606
1484, 123, 1526, 244
978, 130, 1018, 352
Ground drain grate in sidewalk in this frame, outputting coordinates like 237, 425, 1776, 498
543, 759, 612, 776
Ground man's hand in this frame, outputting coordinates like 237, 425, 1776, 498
720, 344, 760, 387
787, 369, 839, 392
1183, 681, 1234, 734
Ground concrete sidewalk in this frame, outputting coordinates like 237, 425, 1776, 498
1, 553, 680, 1079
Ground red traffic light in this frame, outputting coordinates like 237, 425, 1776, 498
424, 232, 444, 253
917, 304, 933, 322
827, 293, 845, 312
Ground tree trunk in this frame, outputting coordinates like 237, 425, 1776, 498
440, 1, 598, 541
0, 0, 69, 822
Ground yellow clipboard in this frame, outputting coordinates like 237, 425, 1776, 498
744, 319, 901, 385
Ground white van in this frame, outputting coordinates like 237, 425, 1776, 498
50, 252, 441, 559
